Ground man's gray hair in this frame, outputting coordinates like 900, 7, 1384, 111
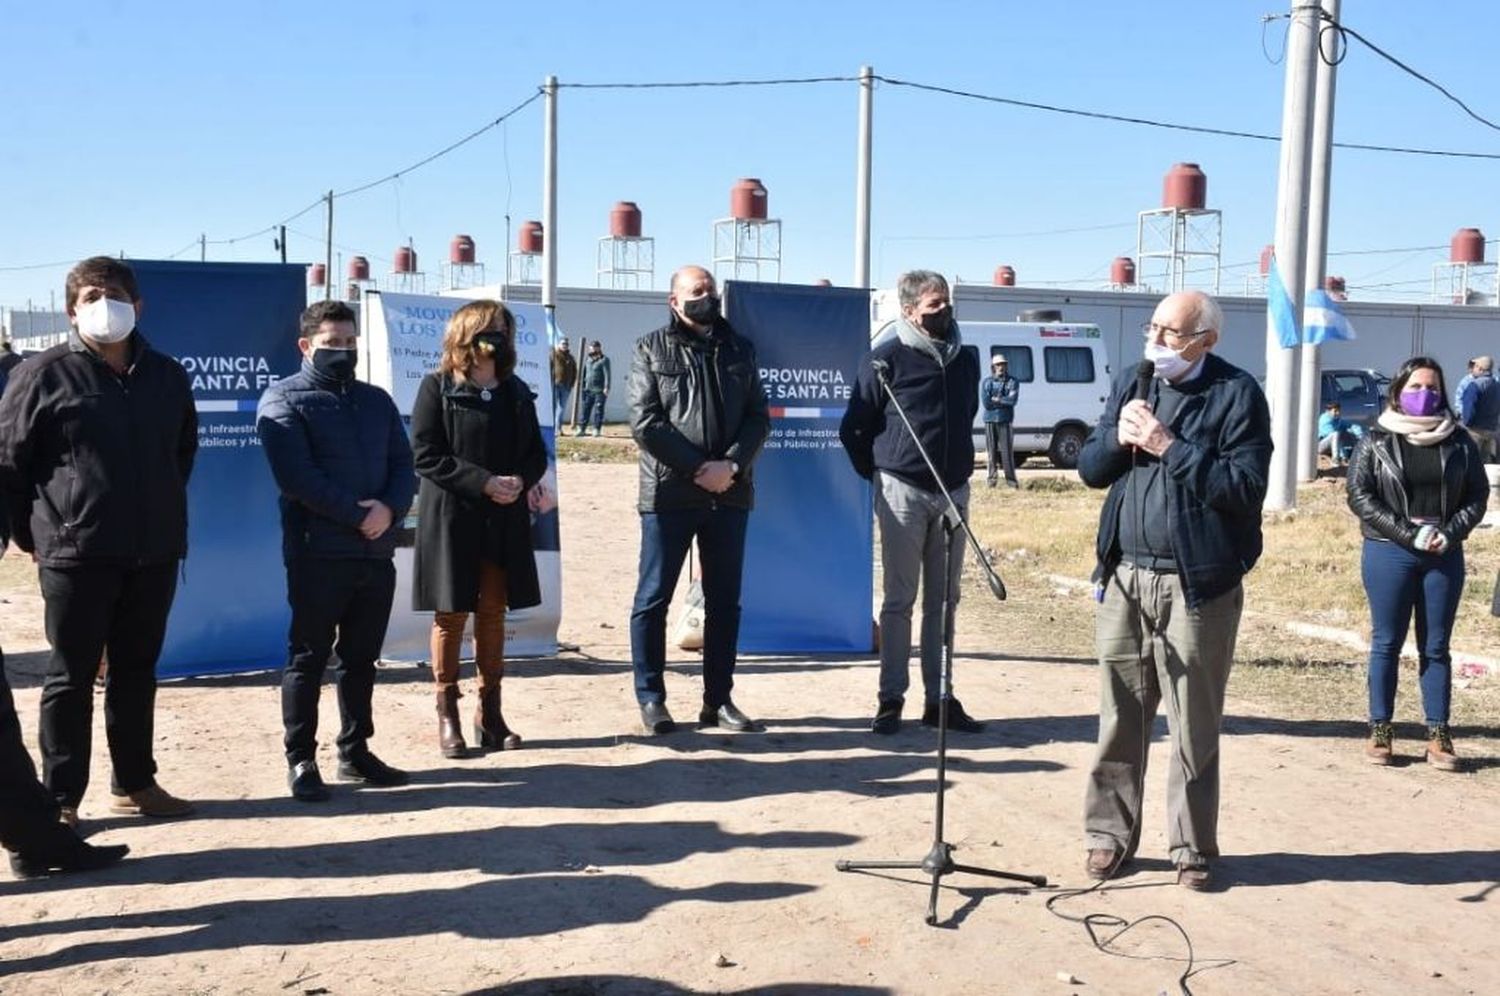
1476, 355, 1494, 373
897, 269, 949, 308
1193, 293, 1224, 335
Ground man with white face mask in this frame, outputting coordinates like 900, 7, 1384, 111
0, 256, 199, 828
1076, 290, 1271, 893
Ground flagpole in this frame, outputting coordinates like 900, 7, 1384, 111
1298, 0, 1340, 482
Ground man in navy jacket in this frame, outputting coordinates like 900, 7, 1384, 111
1077, 290, 1271, 892
840, 269, 985, 736
256, 300, 415, 801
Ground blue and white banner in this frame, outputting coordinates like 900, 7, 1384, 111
1303, 288, 1356, 344
363, 290, 561, 658
1266, 251, 1300, 350
725, 281, 874, 652
131, 260, 306, 678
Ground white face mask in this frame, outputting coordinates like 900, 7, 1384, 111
75, 296, 137, 344
1144, 340, 1193, 381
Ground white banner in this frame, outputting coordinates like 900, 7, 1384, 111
363, 290, 561, 659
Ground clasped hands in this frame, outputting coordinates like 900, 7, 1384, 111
1117, 400, 1175, 458
483, 475, 525, 506
693, 459, 737, 494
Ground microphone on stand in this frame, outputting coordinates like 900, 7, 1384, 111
1133, 359, 1154, 404
871, 357, 892, 384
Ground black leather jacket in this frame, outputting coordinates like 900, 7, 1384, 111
1346, 426, 1488, 547
628, 314, 770, 512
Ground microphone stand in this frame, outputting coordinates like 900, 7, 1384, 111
836, 358, 1047, 926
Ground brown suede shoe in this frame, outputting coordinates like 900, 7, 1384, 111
1426, 725, 1461, 772
1365, 721, 1394, 766
1085, 848, 1121, 881
1176, 863, 1212, 891
109, 783, 195, 818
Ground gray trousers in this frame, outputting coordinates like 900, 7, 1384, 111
874, 471, 968, 704
1084, 564, 1243, 866
985, 422, 1017, 484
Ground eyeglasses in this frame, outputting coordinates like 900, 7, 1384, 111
1140, 321, 1210, 345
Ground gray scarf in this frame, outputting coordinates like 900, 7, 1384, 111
896, 316, 963, 367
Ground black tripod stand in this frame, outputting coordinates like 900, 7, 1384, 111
836, 356, 1047, 926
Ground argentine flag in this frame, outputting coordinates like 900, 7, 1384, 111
1266, 252, 1300, 349
1303, 288, 1356, 345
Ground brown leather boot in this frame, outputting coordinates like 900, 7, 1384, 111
437, 686, 469, 759
475, 683, 522, 751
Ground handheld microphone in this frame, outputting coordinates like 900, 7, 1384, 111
1133, 359, 1154, 403
871, 358, 892, 384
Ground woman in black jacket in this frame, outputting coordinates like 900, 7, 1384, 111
1346, 356, 1488, 772
412, 300, 547, 758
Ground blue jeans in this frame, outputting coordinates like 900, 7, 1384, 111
1360, 538, 1465, 725
630, 505, 749, 707
552, 383, 570, 425
580, 390, 606, 431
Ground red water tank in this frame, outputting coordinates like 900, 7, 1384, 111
730, 178, 769, 220
813, 278, 833, 287
347, 256, 370, 281
1259, 244, 1275, 277
1110, 256, 1136, 286
610, 202, 642, 238
1324, 275, 1346, 295
393, 246, 418, 274
517, 222, 544, 255
1162, 163, 1207, 210
1451, 227, 1485, 263
450, 234, 477, 264
345, 282, 361, 302
308, 263, 327, 287
993, 265, 1016, 287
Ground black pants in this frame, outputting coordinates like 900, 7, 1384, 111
0, 649, 63, 854
281, 558, 396, 765
38, 562, 179, 807
985, 422, 1018, 485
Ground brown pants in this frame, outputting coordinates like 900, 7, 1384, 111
430, 561, 507, 690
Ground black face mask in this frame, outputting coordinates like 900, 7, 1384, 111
311, 346, 357, 381
474, 333, 516, 374
917, 306, 952, 338
682, 294, 720, 326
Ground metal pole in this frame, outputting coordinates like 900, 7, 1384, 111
200, 234, 206, 262
324, 191, 334, 302
1298, 0, 1340, 482
541, 75, 559, 324
854, 65, 874, 288
279, 225, 288, 264
1264, 2, 1321, 511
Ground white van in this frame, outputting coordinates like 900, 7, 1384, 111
871, 316, 1112, 468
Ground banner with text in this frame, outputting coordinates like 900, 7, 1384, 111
130, 260, 306, 678
363, 290, 561, 658
725, 281, 874, 652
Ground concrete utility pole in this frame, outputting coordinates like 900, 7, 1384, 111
1264, 3, 1322, 511
199, 234, 206, 262
542, 75, 559, 327
854, 65, 874, 288
323, 191, 335, 302
1297, 0, 1340, 482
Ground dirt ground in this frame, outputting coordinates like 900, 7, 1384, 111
0, 460, 1496, 996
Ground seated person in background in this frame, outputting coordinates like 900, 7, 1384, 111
1317, 401, 1363, 465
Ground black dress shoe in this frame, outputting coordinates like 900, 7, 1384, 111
639, 701, 676, 736
871, 697, 904, 735
9, 831, 129, 879
699, 701, 761, 732
921, 697, 986, 733
288, 760, 331, 802
337, 751, 409, 787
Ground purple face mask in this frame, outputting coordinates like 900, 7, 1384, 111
1399, 386, 1443, 417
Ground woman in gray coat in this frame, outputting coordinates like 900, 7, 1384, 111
411, 300, 547, 758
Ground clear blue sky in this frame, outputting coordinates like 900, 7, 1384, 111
5, 1, 1500, 313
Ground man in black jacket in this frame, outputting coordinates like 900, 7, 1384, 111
628, 265, 770, 735
256, 300, 415, 801
839, 269, 984, 736
1077, 290, 1271, 892
0, 256, 197, 827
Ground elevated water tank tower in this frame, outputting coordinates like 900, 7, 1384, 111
1433, 227, 1495, 304
597, 201, 655, 289
992, 265, 1016, 287
389, 242, 426, 293
509, 225, 542, 287
1324, 275, 1347, 301
444, 234, 486, 291
1109, 256, 1137, 291
712, 178, 781, 282
1136, 163, 1222, 294
346, 255, 376, 299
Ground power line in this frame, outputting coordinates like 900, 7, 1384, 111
557, 75, 859, 90
1329, 18, 1500, 133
